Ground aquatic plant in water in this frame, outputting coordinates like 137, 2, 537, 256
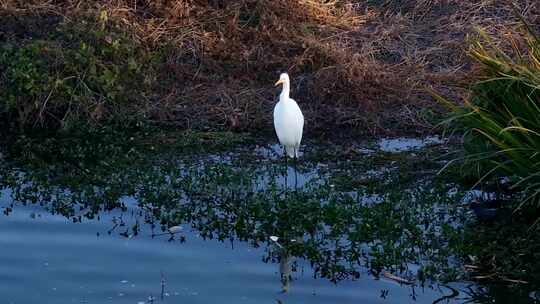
0, 135, 468, 286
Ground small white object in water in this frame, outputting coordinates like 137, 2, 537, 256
270, 236, 283, 248
120, 280, 128, 284
168, 226, 183, 233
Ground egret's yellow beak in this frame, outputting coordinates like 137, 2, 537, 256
275, 79, 284, 86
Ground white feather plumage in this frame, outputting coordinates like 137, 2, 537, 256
273, 73, 304, 158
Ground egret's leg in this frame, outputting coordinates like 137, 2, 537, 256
293, 155, 298, 191
283, 146, 288, 193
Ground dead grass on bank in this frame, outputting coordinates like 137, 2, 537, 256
1, 0, 539, 136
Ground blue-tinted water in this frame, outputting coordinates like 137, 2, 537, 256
0, 141, 537, 304
0, 192, 470, 304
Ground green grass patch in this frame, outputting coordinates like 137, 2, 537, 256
434, 24, 540, 212
0, 12, 155, 132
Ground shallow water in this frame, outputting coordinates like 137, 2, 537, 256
377, 137, 444, 153
0, 138, 537, 303
0, 196, 469, 304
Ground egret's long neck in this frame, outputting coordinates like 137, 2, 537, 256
280, 81, 290, 101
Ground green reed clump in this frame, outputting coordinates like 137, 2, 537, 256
435, 25, 540, 211
0, 12, 155, 132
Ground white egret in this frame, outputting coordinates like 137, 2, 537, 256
273, 73, 304, 159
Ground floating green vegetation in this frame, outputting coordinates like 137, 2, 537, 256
0, 134, 470, 286
4, 130, 540, 293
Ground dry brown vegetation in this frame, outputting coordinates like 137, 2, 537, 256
1, 0, 539, 136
